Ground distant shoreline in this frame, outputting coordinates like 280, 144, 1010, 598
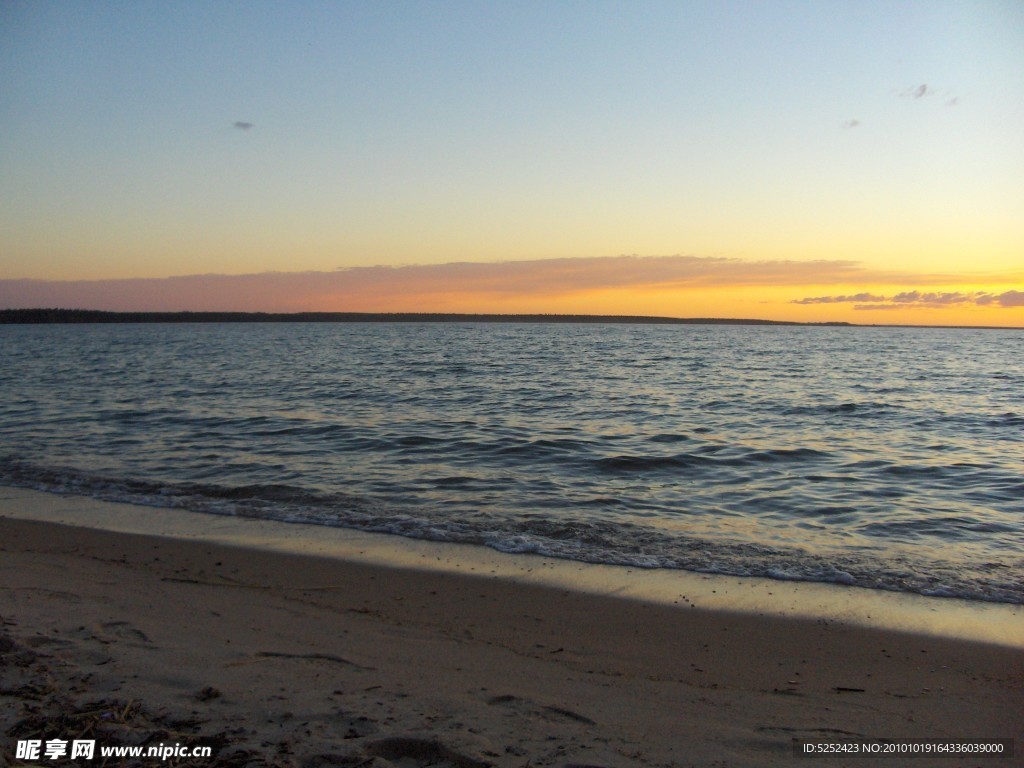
0, 308, 846, 326
1, 308, 1022, 330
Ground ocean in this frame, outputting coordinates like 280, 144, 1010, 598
1, 321, 1021, 604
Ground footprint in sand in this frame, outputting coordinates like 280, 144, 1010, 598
334, 713, 377, 740
302, 738, 493, 768
40, 622, 151, 667
487, 693, 596, 725
362, 737, 493, 768
99, 620, 153, 645
28, 629, 112, 666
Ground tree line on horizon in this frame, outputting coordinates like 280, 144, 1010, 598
0, 308, 853, 326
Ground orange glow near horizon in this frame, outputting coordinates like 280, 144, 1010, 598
300, 282, 1024, 328
2, 256, 1021, 328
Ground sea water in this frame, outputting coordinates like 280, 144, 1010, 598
1, 322, 1021, 603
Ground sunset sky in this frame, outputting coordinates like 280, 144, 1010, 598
2, 1, 1022, 326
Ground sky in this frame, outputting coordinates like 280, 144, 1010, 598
1, 0, 1022, 326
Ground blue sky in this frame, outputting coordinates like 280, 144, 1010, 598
1, 1, 1022, 322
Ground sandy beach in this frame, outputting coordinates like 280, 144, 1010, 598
2, 491, 1021, 767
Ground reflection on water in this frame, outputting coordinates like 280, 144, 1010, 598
1, 322, 1022, 602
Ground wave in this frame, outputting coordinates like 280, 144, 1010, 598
3, 457, 1021, 605
781, 401, 903, 417
593, 446, 830, 473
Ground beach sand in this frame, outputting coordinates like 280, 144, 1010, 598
1, 490, 1021, 767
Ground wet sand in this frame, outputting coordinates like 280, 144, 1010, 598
1, 489, 1021, 767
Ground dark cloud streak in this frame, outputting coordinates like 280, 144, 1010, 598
0, 256, 1017, 313
793, 289, 1024, 310
993, 290, 1024, 307
793, 292, 885, 305
0, 255, 859, 312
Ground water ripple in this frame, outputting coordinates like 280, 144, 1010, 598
1, 322, 1021, 603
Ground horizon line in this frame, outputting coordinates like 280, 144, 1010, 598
2, 308, 1022, 331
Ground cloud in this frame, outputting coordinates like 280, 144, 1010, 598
842, 119, 861, 129
793, 289, 1024, 310
792, 293, 885, 305
0, 256, 841, 312
994, 290, 1024, 307
853, 304, 904, 311
891, 290, 977, 305
336, 255, 871, 296
897, 84, 963, 106
233, 121, 254, 130
1, 256, 1018, 313
900, 84, 931, 99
